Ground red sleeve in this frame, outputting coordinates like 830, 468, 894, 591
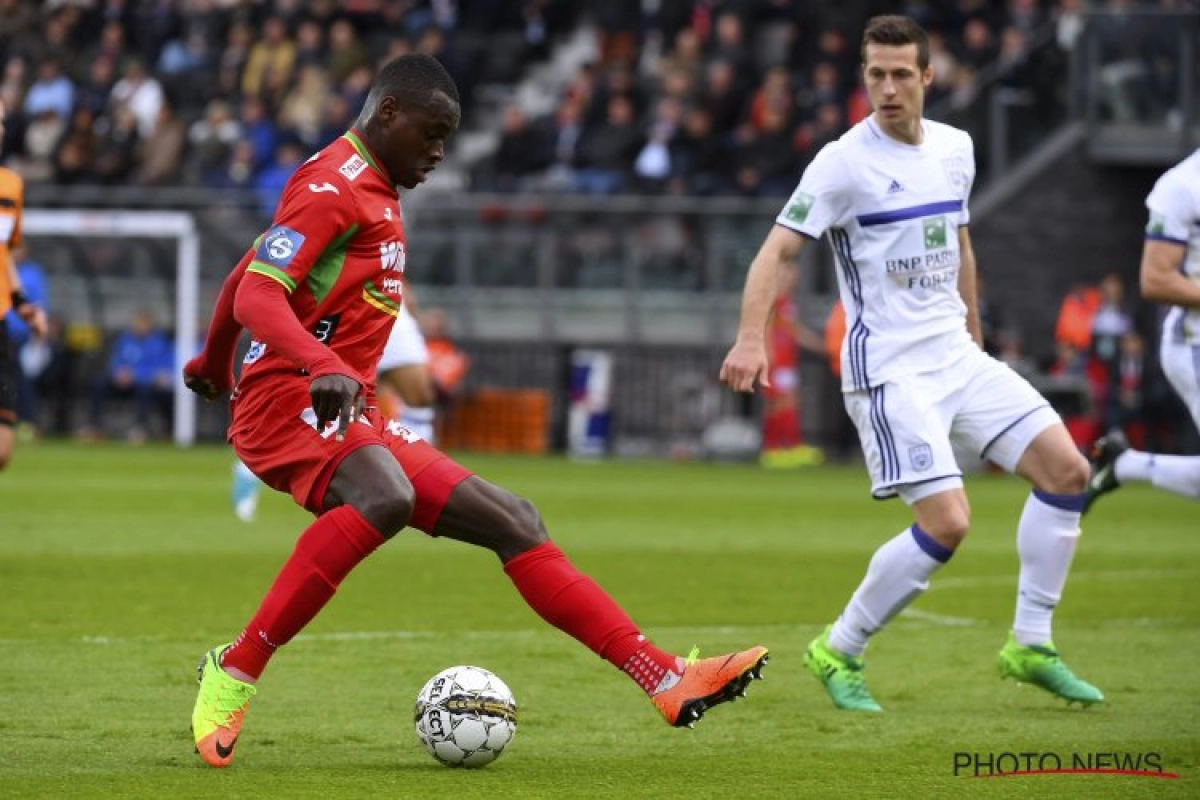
234, 271, 361, 382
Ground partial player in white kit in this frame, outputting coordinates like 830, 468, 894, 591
720, 15, 1102, 711
377, 299, 437, 442
1083, 149, 1200, 511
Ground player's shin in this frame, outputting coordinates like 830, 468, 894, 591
829, 524, 952, 656
1013, 489, 1083, 646
502, 541, 679, 693
221, 505, 386, 680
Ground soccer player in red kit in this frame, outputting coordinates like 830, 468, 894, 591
183, 54, 767, 768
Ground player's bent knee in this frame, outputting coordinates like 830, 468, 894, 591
1040, 452, 1090, 496
354, 483, 416, 538
494, 495, 548, 559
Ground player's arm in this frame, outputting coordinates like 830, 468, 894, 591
721, 225, 809, 392
1141, 239, 1198, 307
956, 226, 983, 348
184, 251, 253, 400
234, 172, 365, 435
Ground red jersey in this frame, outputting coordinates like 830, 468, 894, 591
238, 131, 407, 397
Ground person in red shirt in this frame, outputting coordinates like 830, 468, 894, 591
761, 261, 825, 467
183, 55, 766, 769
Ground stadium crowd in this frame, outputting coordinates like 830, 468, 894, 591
0, 0, 1086, 203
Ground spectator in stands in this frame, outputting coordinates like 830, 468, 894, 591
326, 18, 370, 84
293, 18, 328, 71
729, 107, 799, 197
135, 100, 186, 186
92, 102, 140, 184
958, 17, 997, 72
700, 59, 744, 133
52, 107, 101, 184
279, 64, 332, 149
668, 106, 726, 196
633, 97, 684, 193
22, 56, 74, 122
216, 21, 255, 100
110, 57, 165, 141
238, 96, 279, 174
1089, 272, 1133, 371
82, 308, 175, 443
188, 99, 242, 184
1104, 329, 1150, 437
574, 95, 642, 195
490, 105, 550, 192
242, 15, 296, 101
75, 57, 117, 118
254, 139, 305, 220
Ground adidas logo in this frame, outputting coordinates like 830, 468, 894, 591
886, 179, 904, 194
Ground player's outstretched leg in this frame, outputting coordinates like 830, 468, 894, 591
1082, 430, 1129, 513
998, 633, 1103, 706
432, 474, 769, 728
192, 645, 257, 767
803, 625, 881, 712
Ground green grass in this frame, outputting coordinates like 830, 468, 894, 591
1, 442, 1197, 798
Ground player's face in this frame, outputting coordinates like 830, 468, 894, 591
379, 91, 460, 189
863, 43, 932, 132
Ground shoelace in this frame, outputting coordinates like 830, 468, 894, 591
685, 646, 700, 666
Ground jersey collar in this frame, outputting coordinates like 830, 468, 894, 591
343, 129, 393, 184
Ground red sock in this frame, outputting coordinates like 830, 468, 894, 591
763, 406, 801, 450
221, 505, 386, 680
503, 541, 678, 695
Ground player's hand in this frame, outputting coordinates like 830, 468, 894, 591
183, 354, 232, 401
719, 339, 770, 393
310, 373, 363, 441
15, 301, 47, 338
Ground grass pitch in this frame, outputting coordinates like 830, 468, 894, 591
1, 443, 1197, 798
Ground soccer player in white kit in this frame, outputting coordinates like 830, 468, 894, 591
1083, 149, 1200, 511
721, 15, 1102, 711
377, 300, 437, 442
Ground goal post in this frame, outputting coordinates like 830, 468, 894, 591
22, 209, 201, 446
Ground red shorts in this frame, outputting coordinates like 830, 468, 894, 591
230, 377, 473, 530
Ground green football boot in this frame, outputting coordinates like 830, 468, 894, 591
998, 633, 1103, 706
804, 625, 882, 712
192, 644, 257, 767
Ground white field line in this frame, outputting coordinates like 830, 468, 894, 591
899, 608, 980, 627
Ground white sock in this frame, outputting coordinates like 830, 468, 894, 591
1115, 450, 1200, 500
1013, 490, 1082, 646
399, 406, 435, 444
828, 525, 951, 656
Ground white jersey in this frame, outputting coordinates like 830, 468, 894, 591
1145, 148, 1200, 346
377, 303, 428, 372
777, 116, 976, 391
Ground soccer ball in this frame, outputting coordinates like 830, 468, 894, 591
414, 665, 518, 768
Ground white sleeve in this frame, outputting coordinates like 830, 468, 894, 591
1145, 170, 1194, 244
775, 143, 850, 238
958, 135, 976, 226
377, 304, 429, 372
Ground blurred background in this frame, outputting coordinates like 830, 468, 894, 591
2, 0, 1198, 462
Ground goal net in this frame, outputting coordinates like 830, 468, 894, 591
22, 209, 201, 445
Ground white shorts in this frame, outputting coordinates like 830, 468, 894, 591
377, 305, 428, 372
1160, 334, 1200, 430
845, 347, 1060, 504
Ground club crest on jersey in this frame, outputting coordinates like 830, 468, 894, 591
256, 225, 305, 267
909, 444, 933, 472
340, 154, 368, 181
940, 156, 969, 198
380, 241, 405, 273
